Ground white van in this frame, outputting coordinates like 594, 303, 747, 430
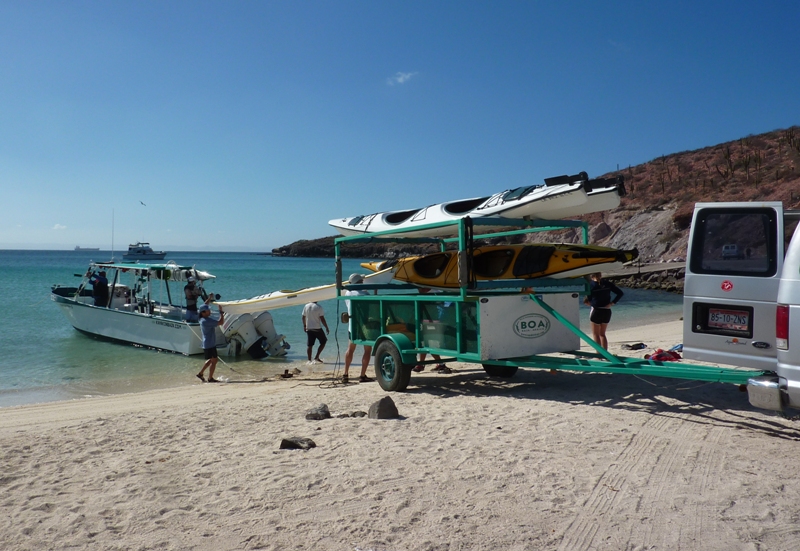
721, 243, 742, 260
683, 202, 800, 412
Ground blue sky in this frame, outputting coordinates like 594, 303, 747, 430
2, 1, 798, 251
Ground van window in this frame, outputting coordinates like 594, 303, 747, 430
689, 208, 778, 277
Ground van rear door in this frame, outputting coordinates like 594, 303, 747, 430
683, 202, 785, 370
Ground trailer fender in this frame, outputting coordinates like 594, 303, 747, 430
374, 333, 417, 366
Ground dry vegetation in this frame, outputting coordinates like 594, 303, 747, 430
568, 125, 800, 261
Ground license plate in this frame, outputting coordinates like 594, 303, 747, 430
708, 308, 749, 331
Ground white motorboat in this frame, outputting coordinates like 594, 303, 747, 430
51, 260, 289, 358
329, 173, 625, 238
122, 242, 167, 261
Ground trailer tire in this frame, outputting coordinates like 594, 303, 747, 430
374, 340, 413, 392
482, 364, 519, 378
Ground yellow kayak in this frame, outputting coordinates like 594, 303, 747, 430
361, 244, 638, 288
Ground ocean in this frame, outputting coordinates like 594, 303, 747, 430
0, 250, 684, 408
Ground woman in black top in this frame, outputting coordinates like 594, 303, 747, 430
583, 272, 623, 350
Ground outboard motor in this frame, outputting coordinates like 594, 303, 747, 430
253, 311, 291, 357
222, 313, 268, 359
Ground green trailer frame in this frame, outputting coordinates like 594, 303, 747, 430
334, 217, 771, 392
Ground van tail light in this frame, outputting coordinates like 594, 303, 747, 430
776, 305, 789, 350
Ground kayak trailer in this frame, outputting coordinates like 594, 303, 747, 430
334, 217, 772, 392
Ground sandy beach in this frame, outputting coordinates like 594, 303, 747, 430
2, 319, 799, 551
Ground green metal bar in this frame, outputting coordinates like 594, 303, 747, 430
334, 241, 342, 297
414, 300, 421, 347
456, 217, 586, 229
528, 292, 622, 364
458, 218, 468, 300
443, 221, 589, 243
482, 354, 766, 385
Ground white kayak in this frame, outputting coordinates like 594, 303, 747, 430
329, 173, 624, 238
533, 177, 625, 220
216, 268, 395, 315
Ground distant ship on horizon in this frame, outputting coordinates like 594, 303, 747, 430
74, 246, 100, 251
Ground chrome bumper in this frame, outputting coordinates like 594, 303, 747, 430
747, 376, 787, 413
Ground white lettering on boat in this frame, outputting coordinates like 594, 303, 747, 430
154, 320, 183, 330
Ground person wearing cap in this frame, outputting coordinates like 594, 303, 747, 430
302, 301, 329, 364
86, 269, 109, 307
184, 275, 203, 322
196, 302, 225, 383
342, 273, 373, 383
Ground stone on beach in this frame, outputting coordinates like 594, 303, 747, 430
279, 436, 317, 450
305, 403, 331, 420
368, 396, 400, 419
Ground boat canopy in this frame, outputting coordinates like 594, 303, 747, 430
88, 261, 216, 281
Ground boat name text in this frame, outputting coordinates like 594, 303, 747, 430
154, 320, 183, 330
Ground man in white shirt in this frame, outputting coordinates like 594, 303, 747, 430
302, 301, 329, 364
343, 274, 373, 383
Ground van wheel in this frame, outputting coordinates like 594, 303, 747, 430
482, 364, 519, 378
374, 341, 412, 391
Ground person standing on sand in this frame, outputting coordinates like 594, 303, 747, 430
584, 272, 623, 350
197, 303, 225, 382
342, 273, 373, 383
302, 301, 329, 364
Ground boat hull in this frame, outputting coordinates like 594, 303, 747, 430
52, 294, 204, 355
361, 244, 638, 288
534, 185, 622, 220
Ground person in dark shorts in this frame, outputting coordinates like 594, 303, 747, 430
302, 301, 329, 364
583, 272, 623, 350
197, 303, 225, 382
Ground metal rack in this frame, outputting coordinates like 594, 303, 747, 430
333, 217, 770, 392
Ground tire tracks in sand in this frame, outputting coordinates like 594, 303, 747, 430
557, 410, 726, 551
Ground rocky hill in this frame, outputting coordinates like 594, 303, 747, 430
273, 125, 800, 261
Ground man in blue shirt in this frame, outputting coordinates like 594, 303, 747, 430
197, 303, 225, 382
86, 270, 109, 307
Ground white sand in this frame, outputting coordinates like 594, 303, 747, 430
2, 320, 799, 550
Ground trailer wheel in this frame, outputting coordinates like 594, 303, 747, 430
374, 340, 412, 391
482, 364, 519, 378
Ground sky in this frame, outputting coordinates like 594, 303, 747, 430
1, 1, 799, 251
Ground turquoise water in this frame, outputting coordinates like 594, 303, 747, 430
0, 250, 683, 407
